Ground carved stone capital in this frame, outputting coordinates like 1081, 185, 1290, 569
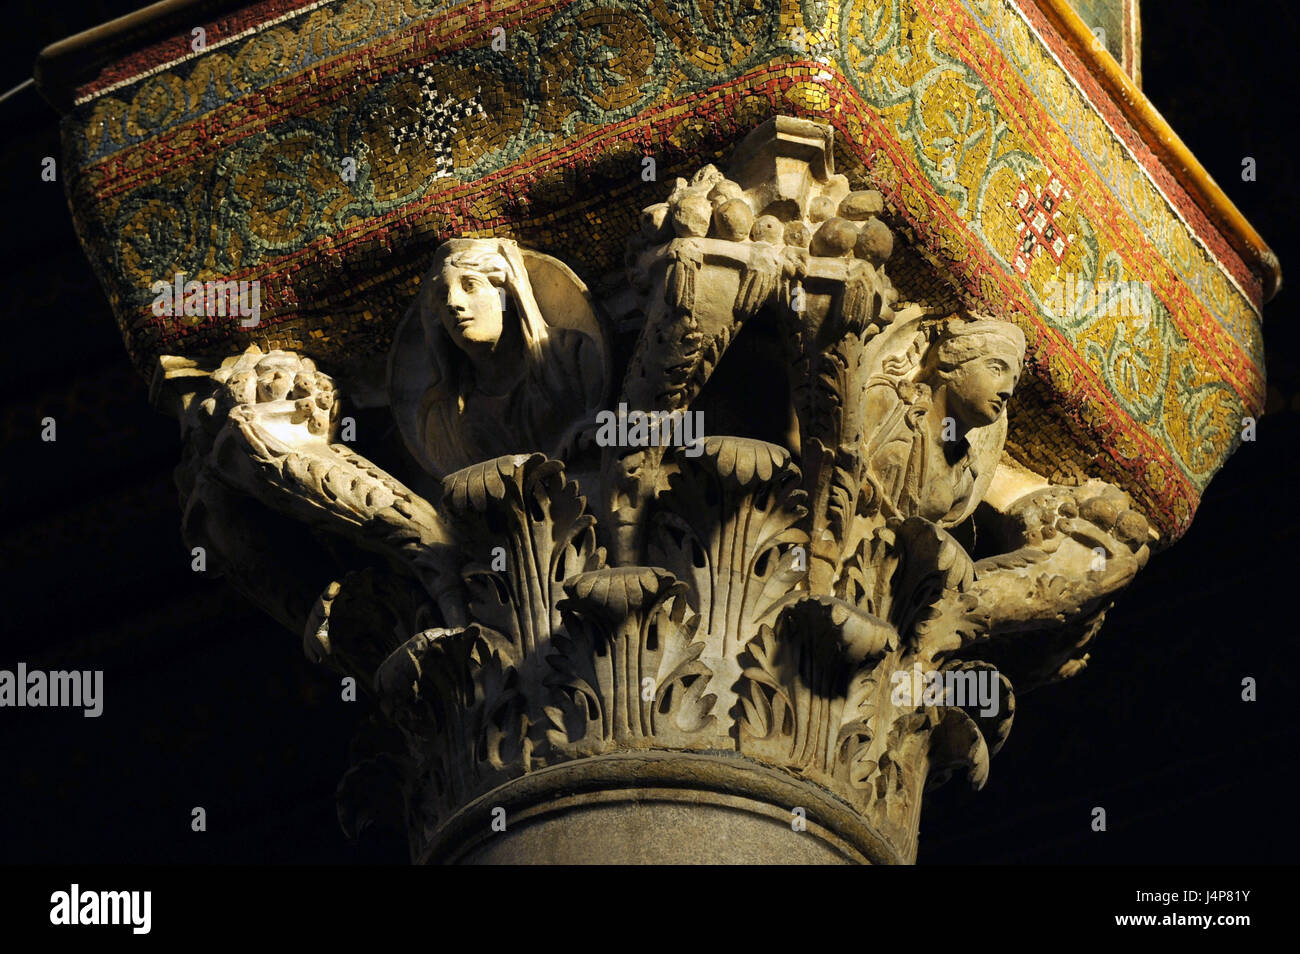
148, 116, 1159, 864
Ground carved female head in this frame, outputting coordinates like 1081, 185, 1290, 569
928, 319, 1026, 429
418, 238, 550, 401
432, 248, 508, 349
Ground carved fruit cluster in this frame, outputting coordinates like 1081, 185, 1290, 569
636, 163, 895, 265
1011, 482, 1150, 552
208, 347, 339, 436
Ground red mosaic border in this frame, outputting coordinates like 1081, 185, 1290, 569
76, 0, 323, 100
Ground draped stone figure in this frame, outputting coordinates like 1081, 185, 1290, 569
389, 238, 609, 478
862, 317, 1026, 528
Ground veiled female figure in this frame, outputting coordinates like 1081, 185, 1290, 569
390, 238, 606, 477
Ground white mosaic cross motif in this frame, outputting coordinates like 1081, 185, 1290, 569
384, 66, 486, 176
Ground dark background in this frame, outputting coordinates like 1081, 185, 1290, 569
0, 1, 1295, 864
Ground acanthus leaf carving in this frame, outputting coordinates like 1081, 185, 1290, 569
441, 453, 606, 661
548, 566, 717, 751
646, 437, 809, 719
736, 595, 894, 776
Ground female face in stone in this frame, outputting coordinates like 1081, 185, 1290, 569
943, 338, 1022, 428
433, 257, 506, 350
